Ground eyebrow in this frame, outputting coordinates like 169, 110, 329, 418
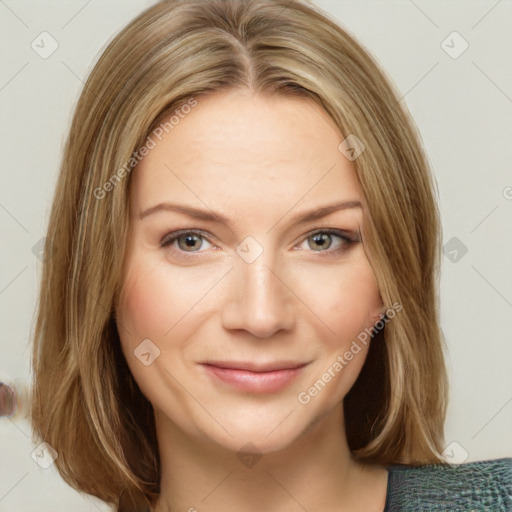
139, 200, 362, 225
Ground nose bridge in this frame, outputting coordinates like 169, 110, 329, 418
244, 253, 279, 307
222, 237, 295, 337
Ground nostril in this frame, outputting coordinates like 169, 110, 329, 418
0, 381, 17, 417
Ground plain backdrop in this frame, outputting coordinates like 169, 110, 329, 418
1, 1, 511, 510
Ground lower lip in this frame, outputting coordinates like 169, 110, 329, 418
201, 365, 305, 393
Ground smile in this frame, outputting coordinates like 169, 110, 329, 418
200, 361, 309, 394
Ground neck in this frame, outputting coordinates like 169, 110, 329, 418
151, 405, 388, 512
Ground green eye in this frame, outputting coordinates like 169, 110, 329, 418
300, 229, 357, 254
160, 230, 212, 253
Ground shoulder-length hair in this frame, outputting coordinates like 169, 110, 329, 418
30, 0, 448, 510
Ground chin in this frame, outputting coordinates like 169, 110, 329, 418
189, 403, 326, 457
205, 425, 301, 458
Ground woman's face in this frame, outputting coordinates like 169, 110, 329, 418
116, 89, 383, 454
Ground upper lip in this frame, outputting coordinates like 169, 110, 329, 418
200, 360, 309, 372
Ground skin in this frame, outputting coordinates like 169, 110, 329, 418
116, 88, 389, 512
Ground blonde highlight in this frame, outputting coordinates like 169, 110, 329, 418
30, 1, 449, 510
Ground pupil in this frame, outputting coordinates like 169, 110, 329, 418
312, 233, 330, 250
181, 235, 199, 250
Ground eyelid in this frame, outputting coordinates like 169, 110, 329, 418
160, 227, 358, 256
298, 228, 357, 244
160, 229, 216, 249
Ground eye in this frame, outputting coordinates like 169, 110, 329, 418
160, 230, 213, 255
297, 229, 357, 255
160, 228, 358, 259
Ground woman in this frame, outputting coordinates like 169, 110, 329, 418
29, 0, 512, 511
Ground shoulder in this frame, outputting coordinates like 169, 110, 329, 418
384, 457, 512, 511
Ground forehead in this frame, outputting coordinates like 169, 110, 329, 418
130, 89, 364, 217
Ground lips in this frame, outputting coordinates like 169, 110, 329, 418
201, 360, 308, 372
200, 360, 309, 393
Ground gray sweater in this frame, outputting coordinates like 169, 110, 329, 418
384, 457, 512, 511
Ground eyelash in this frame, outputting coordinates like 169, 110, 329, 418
159, 228, 358, 259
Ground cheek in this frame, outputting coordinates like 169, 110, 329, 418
116, 260, 198, 399
315, 256, 382, 345
304, 257, 382, 405
117, 258, 204, 343
117, 262, 168, 343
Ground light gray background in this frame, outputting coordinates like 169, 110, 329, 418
1, 0, 511, 510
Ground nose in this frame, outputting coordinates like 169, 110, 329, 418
221, 250, 296, 338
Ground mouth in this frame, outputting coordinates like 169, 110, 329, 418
201, 360, 309, 372
199, 360, 310, 394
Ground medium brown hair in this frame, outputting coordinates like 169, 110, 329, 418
29, 0, 448, 510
